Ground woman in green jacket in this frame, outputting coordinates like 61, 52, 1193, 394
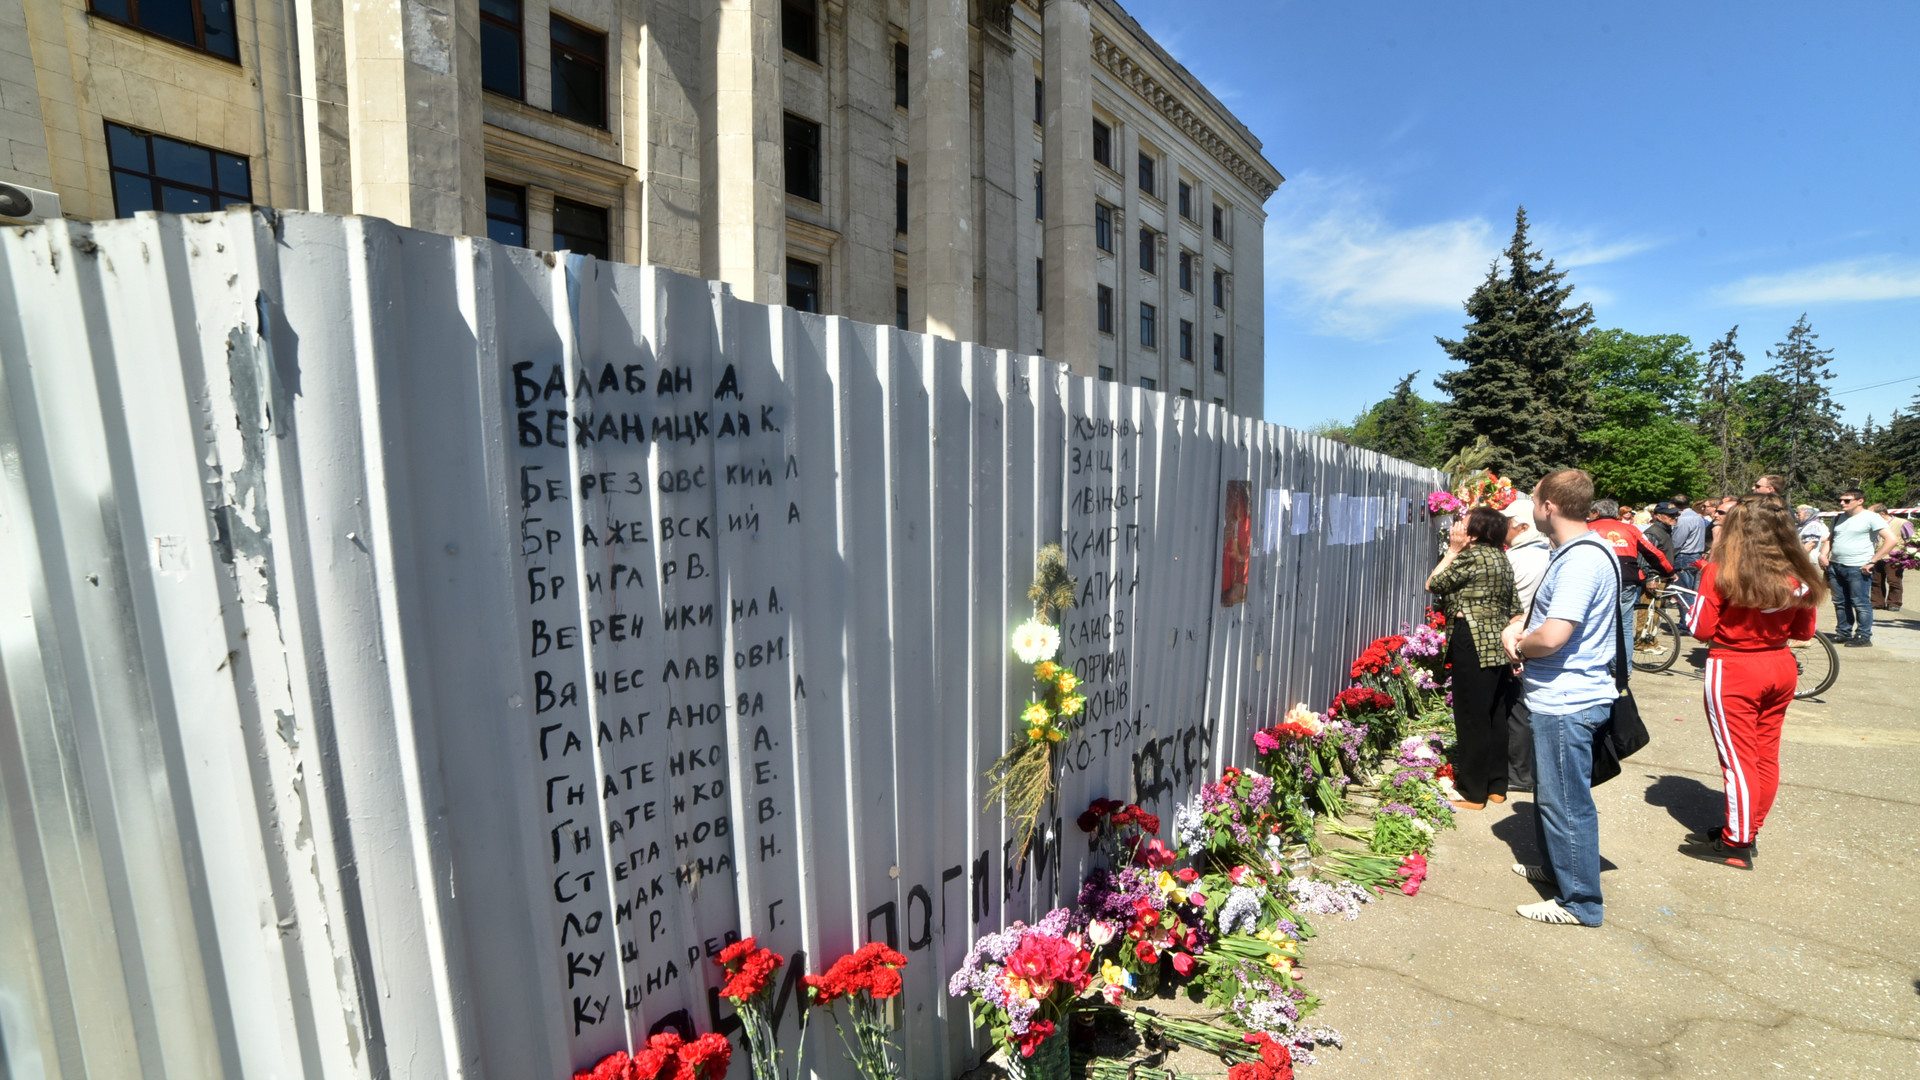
1426, 506, 1524, 809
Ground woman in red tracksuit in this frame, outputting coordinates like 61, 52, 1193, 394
1680, 495, 1829, 869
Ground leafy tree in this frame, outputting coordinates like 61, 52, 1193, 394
1348, 372, 1447, 465
1577, 329, 1710, 504
1435, 207, 1596, 486
1751, 315, 1844, 500
1699, 326, 1748, 494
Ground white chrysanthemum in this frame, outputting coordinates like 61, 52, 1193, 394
1010, 619, 1061, 663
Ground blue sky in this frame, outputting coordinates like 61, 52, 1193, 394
1121, 1, 1920, 431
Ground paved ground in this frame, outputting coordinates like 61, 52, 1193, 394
1305, 605, 1920, 1078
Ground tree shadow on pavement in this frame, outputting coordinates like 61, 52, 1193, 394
1643, 773, 1722, 833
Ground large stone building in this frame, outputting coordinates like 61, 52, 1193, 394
1, 0, 1280, 410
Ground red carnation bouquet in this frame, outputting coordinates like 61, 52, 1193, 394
715, 938, 793, 1080
803, 943, 909, 1080
1227, 1031, 1293, 1080
573, 1030, 733, 1080
1077, 798, 1164, 869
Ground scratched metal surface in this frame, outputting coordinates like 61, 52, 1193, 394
0, 210, 1445, 1080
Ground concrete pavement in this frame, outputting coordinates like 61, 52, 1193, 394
1303, 606, 1920, 1078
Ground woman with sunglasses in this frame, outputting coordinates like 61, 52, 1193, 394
1679, 495, 1828, 870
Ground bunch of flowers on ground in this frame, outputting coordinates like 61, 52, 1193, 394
804, 943, 909, 1080
946, 909, 1092, 1059
573, 1032, 733, 1080
1077, 798, 1169, 869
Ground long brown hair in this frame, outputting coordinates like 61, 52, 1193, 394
1714, 495, 1828, 609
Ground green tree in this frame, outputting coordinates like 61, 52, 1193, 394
1751, 315, 1844, 500
1577, 329, 1711, 504
1435, 206, 1596, 486
1349, 371, 1447, 465
1699, 326, 1748, 494
1877, 398, 1920, 503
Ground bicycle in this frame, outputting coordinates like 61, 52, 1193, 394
1631, 581, 1839, 699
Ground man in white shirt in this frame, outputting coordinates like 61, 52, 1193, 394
1820, 489, 1898, 646
1498, 497, 1552, 793
1795, 505, 1828, 557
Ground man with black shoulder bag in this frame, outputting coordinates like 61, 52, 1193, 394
1499, 468, 1645, 928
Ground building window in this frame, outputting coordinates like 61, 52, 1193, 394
88, 0, 237, 59
1212, 333, 1225, 372
1212, 203, 1226, 241
1034, 77, 1043, 125
896, 161, 908, 234
1139, 376, 1156, 391
552, 198, 609, 259
485, 180, 527, 247
894, 42, 909, 108
1138, 227, 1155, 274
1137, 151, 1155, 196
1178, 180, 1192, 220
1099, 365, 1114, 381
783, 0, 818, 60
1178, 250, 1192, 292
896, 286, 909, 330
480, 0, 523, 98
1094, 203, 1112, 252
1034, 170, 1043, 220
784, 113, 822, 202
1140, 303, 1156, 348
1179, 388, 1193, 399
787, 258, 820, 313
1092, 120, 1111, 168
1035, 258, 1043, 310
1213, 269, 1225, 309
106, 123, 251, 216
550, 16, 606, 128
1096, 284, 1113, 334
1179, 319, 1193, 361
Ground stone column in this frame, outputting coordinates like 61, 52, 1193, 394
908, 0, 974, 341
340, 0, 485, 236
701, 0, 783, 303
977, 21, 1018, 350
1040, 0, 1094, 371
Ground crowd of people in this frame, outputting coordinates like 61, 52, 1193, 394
1422, 468, 1896, 928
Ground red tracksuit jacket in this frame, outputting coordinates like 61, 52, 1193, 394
1590, 516, 1675, 585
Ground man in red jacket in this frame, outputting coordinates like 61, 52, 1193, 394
1588, 499, 1675, 678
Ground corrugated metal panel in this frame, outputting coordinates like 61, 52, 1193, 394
0, 210, 1445, 1080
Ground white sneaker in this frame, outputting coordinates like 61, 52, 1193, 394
1510, 863, 1553, 883
1516, 899, 1586, 926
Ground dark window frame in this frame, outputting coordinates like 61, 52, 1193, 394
894, 42, 909, 108
782, 0, 819, 61
1138, 226, 1155, 274
549, 14, 607, 129
105, 121, 252, 217
784, 112, 823, 203
1178, 180, 1193, 220
1213, 269, 1225, 309
1137, 151, 1155, 196
1212, 203, 1226, 242
1092, 120, 1111, 169
1178, 250, 1192, 292
1140, 302, 1156, 349
1096, 284, 1113, 334
1034, 169, 1043, 220
1213, 333, 1225, 372
896, 160, 908, 234
1179, 318, 1193, 361
1139, 376, 1156, 391
1179, 388, 1193, 399
480, 0, 524, 99
786, 257, 821, 313
87, 0, 239, 62
896, 286, 909, 330
485, 179, 528, 248
551, 196, 610, 260
1098, 365, 1115, 382
1033, 77, 1043, 125
1094, 203, 1112, 253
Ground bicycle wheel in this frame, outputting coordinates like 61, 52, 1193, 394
1631, 610, 1681, 673
1792, 632, 1839, 700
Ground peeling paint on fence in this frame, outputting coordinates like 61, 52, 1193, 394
0, 209, 1444, 1080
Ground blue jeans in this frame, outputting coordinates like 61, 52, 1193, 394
1673, 554, 1703, 621
1616, 582, 1640, 676
1828, 562, 1874, 640
1531, 702, 1611, 926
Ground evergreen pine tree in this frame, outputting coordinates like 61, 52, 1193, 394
1699, 326, 1747, 495
1435, 207, 1596, 486
1758, 315, 1844, 498
1370, 371, 1434, 464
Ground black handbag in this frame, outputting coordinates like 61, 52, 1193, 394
1590, 541, 1649, 786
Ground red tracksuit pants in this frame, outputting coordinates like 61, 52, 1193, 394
1702, 649, 1797, 846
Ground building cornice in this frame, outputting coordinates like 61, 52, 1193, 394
1089, 29, 1282, 203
